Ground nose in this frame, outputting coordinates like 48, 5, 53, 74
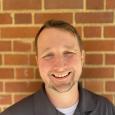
53, 56, 66, 70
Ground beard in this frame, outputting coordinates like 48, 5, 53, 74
50, 80, 76, 93
47, 71, 79, 93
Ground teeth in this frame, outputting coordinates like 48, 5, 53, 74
52, 72, 70, 78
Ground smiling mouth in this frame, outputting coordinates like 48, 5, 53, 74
51, 71, 71, 79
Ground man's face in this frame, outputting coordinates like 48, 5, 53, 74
36, 28, 84, 93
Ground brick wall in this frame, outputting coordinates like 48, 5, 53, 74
0, 0, 115, 112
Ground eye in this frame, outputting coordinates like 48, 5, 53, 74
42, 53, 54, 60
63, 51, 75, 57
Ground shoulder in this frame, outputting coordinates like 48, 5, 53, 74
84, 88, 113, 105
82, 88, 115, 114
0, 85, 54, 115
0, 91, 40, 115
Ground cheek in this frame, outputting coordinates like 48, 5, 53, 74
38, 56, 83, 75
38, 60, 53, 75
66, 56, 82, 66
37, 61, 50, 84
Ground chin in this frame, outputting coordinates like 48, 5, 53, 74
50, 81, 76, 93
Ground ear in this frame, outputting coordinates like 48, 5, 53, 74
35, 55, 39, 65
81, 50, 85, 66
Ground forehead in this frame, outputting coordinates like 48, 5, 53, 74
37, 28, 79, 47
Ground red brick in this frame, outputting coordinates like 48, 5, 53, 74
3, 0, 41, 10
0, 68, 14, 79
0, 1, 2, 9
103, 94, 113, 103
75, 27, 82, 38
5, 81, 42, 92
0, 55, 2, 65
45, 0, 83, 9
106, 81, 115, 92
104, 26, 115, 37
15, 13, 32, 24
83, 40, 115, 52
4, 54, 29, 65
35, 13, 73, 24
16, 68, 34, 79
1, 27, 38, 38
14, 94, 28, 103
35, 68, 41, 79
13, 40, 31, 52
0, 41, 11, 52
32, 40, 36, 51
84, 80, 103, 92
105, 54, 115, 65
85, 54, 103, 65
84, 26, 101, 38
29, 54, 36, 66
82, 67, 114, 79
0, 13, 12, 24
75, 12, 113, 23
86, 0, 104, 9
0, 82, 3, 91
0, 95, 12, 105
106, 0, 115, 9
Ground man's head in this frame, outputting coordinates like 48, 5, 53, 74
35, 20, 82, 54
35, 20, 85, 93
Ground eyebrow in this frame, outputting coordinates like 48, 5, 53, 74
64, 45, 80, 51
41, 48, 52, 56
41, 45, 79, 55
42, 48, 51, 52
64, 45, 74, 49
64, 45, 81, 54
42, 46, 73, 52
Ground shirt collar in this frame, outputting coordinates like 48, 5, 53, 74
76, 83, 97, 113
33, 84, 59, 115
33, 83, 97, 114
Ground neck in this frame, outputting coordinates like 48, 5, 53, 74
45, 83, 79, 108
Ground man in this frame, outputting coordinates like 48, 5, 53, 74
1, 20, 115, 115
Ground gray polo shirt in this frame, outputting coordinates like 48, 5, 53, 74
1, 84, 115, 115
